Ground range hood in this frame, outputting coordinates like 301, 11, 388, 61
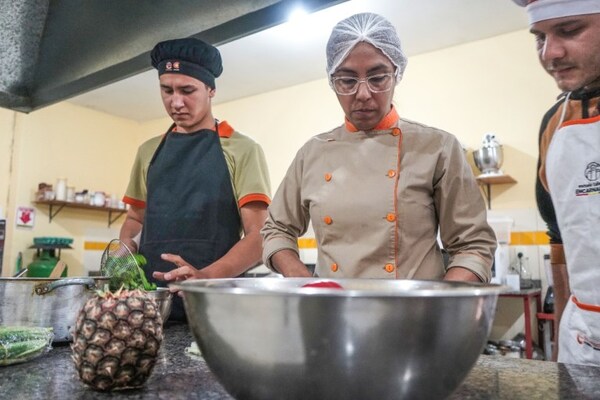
0, 0, 345, 113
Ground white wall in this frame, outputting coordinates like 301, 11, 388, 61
209, 29, 558, 210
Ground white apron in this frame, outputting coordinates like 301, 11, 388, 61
546, 113, 600, 366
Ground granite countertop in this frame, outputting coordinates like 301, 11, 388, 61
1, 323, 598, 399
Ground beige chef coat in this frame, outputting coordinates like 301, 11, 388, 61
262, 118, 496, 282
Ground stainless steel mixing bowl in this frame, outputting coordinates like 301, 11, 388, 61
173, 278, 506, 400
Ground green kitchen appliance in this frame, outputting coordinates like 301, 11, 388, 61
25, 237, 73, 278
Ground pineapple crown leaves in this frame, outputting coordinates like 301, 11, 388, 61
94, 286, 149, 297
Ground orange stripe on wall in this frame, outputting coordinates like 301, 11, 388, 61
298, 238, 317, 249
84, 241, 109, 251
88, 239, 318, 251
83, 232, 548, 252
297, 232, 549, 249
510, 231, 550, 245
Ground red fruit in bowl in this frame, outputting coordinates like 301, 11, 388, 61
301, 281, 344, 289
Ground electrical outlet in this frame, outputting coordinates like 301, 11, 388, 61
510, 246, 528, 270
510, 246, 539, 281
513, 246, 527, 260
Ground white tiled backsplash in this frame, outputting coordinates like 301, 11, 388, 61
487, 208, 551, 285
487, 208, 552, 344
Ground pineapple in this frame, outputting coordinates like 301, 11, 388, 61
71, 289, 163, 391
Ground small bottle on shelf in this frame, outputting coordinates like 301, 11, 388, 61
55, 178, 67, 201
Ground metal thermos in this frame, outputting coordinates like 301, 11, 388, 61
544, 286, 555, 313
543, 254, 554, 313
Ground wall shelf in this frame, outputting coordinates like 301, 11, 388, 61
34, 200, 126, 227
476, 174, 517, 210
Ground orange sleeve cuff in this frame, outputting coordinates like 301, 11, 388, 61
124, 194, 269, 210
239, 193, 271, 208
122, 196, 146, 209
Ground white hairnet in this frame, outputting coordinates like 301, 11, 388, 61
326, 13, 407, 81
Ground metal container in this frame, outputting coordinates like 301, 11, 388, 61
473, 145, 503, 175
0, 277, 108, 342
472, 133, 504, 176
173, 278, 507, 400
146, 287, 173, 323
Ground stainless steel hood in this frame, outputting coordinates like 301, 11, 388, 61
0, 0, 345, 113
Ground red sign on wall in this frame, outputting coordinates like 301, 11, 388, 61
16, 207, 35, 227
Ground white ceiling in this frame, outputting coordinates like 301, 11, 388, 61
68, 0, 529, 122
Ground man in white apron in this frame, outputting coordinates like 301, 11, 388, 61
512, 0, 600, 365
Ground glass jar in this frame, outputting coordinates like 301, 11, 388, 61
55, 178, 67, 201
66, 186, 75, 202
517, 253, 533, 289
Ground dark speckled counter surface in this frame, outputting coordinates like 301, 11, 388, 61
1, 323, 598, 399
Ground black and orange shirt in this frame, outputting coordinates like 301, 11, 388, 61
123, 120, 271, 210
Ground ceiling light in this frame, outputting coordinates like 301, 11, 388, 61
288, 5, 309, 23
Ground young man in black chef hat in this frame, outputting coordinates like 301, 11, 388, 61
120, 38, 271, 321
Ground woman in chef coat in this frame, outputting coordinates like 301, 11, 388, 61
261, 13, 496, 281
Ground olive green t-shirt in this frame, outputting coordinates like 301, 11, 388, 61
123, 120, 271, 209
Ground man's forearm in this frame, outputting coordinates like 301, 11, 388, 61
201, 231, 263, 278
119, 218, 143, 252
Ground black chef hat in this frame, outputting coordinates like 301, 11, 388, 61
151, 38, 223, 89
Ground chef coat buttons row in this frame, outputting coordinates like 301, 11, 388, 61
325, 214, 395, 224
329, 262, 393, 273
327, 170, 398, 180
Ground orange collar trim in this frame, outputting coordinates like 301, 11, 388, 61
170, 120, 234, 138
345, 106, 399, 132
217, 120, 234, 138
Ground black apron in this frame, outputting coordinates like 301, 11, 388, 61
140, 124, 241, 322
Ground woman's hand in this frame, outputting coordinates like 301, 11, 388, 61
271, 249, 312, 277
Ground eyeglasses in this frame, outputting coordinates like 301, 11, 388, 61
330, 72, 396, 95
